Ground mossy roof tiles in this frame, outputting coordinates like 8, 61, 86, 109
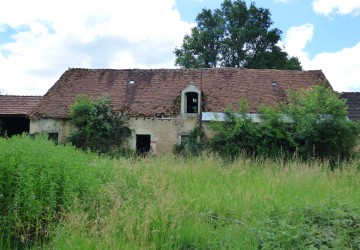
29, 68, 331, 119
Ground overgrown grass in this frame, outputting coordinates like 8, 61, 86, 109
0, 135, 116, 249
1, 135, 360, 249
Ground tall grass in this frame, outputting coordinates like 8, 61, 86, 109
1, 135, 359, 249
51, 154, 360, 249
0, 135, 115, 249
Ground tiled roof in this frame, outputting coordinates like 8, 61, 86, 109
30, 68, 331, 119
0, 95, 42, 116
340, 92, 360, 120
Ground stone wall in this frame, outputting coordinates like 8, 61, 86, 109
30, 118, 74, 144
128, 114, 198, 154
30, 115, 199, 154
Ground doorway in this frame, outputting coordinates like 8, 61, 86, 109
0, 116, 30, 137
136, 134, 151, 155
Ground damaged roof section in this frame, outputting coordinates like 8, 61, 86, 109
29, 68, 331, 119
0, 95, 42, 117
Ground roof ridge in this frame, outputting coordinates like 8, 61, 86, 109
64, 67, 321, 73
0, 95, 42, 97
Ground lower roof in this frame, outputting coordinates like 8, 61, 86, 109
0, 95, 42, 116
340, 92, 360, 120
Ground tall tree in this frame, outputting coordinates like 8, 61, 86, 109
175, 0, 302, 70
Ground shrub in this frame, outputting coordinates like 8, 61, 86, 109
173, 126, 207, 156
69, 94, 131, 154
209, 86, 360, 161
210, 100, 296, 159
210, 100, 263, 159
286, 85, 360, 160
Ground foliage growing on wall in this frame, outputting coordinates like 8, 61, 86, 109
68, 94, 131, 154
209, 85, 360, 161
174, 126, 208, 156
210, 99, 296, 159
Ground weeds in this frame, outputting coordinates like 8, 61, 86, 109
259, 200, 360, 249
0, 135, 114, 248
1, 136, 359, 249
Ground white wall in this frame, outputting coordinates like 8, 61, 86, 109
30, 118, 74, 144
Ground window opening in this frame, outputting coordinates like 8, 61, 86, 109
185, 92, 199, 113
48, 133, 59, 143
136, 134, 151, 155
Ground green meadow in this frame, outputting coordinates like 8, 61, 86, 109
1, 135, 359, 249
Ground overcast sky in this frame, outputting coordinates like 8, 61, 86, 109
0, 0, 359, 95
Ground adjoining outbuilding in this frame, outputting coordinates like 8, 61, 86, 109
0, 95, 41, 137
340, 92, 360, 121
28, 68, 331, 154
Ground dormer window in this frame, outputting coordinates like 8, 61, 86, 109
186, 92, 199, 113
181, 84, 201, 114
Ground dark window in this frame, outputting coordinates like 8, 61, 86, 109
136, 134, 151, 155
185, 92, 199, 113
48, 133, 59, 143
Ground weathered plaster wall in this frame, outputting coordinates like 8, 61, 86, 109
128, 114, 198, 154
30, 115, 199, 154
30, 119, 74, 144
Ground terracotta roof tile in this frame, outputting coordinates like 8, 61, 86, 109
0, 95, 42, 116
340, 92, 360, 120
30, 68, 331, 119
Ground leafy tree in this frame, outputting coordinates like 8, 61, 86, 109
175, 0, 302, 70
69, 94, 131, 154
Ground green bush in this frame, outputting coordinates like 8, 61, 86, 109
209, 86, 360, 161
0, 135, 112, 248
210, 99, 296, 160
173, 126, 208, 156
69, 94, 131, 154
286, 85, 360, 160
210, 100, 262, 159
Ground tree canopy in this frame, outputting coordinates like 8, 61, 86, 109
174, 0, 302, 70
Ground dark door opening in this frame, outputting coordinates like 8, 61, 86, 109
136, 134, 151, 155
0, 116, 30, 137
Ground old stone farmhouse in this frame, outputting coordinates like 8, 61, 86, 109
26, 68, 331, 154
